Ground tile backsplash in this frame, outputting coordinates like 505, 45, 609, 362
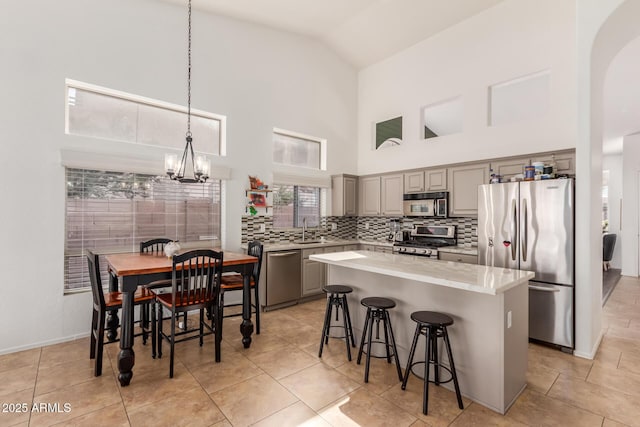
242, 215, 477, 247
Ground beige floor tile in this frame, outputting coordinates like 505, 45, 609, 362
335, 355, 403, 395
225, 330, 291, 356
274, 324, 322, 348
527, 343, 593, 380
188, 351, 263, 394
318, 387, 416, 427
211, 420, 232, 427
0, 348, 40, 374
39, 338, 92, 369
36, 357, 112, 396
300, 340, 352, 369
593, 344, 622, 368
118, 360, 200, 411
587, 362, 640, 395
380, 379, 470, 426
505, 388, 603, 426
0, 388, 34, 427
248, 344, 319, 379
449, 402, 527, 426
547, 373, 640, 426
526, 359, 560, 394
128, 386, 225, 427
0, 365, 38, 396
210, 374, 298, 427
603, 418, 632, 427
252, 401, 330, 427
618, 348, 640, 376
29, 375, 121, 426
52, 402, 129, 427
279, 363, 361, 411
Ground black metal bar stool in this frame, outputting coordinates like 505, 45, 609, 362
319, 285, 356, 361
356, 297, 403, 383
401, 311, 463, 415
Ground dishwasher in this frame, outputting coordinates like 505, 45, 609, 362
265, 250, 301, 309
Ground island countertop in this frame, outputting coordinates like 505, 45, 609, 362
310, 250, 534, 295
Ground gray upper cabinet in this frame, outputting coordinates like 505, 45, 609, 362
331, 174, 358, 216
426, 168, 447, 191
404, 171, 425, 193
531, 152, 575, 175
359, 176, 381, 216
490, 157, 529, 180
381, 174, 404, 216
448, 163, 490, 217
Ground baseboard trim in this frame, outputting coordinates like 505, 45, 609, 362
0, 332, 90, 356
573, 330, 604, 360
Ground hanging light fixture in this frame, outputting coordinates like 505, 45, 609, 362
165, 0, 210, 183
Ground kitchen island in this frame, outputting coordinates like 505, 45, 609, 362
309, 250, 534, 414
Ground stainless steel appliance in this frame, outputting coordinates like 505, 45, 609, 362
403, 192, 448, 217
266, 250, 301, 307
392, 225, 456, 257
478, 179, 574, 351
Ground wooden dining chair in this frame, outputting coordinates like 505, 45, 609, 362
218, 241, 264, 334
139, 238, 184, 333
88, 250, 156, 376
156, 249, 223, 378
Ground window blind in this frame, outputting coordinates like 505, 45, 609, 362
64, 168, 221, 292
272, 184, 321, 228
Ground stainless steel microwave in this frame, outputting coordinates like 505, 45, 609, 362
402, 192, 448, 217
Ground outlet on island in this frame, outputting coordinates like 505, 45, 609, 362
331, 222, 337, 231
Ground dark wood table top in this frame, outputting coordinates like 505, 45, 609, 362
106, 250, 257, 277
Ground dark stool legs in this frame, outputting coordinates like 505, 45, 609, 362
319, 285, 355, 361
402, 311, 463, 415
356, 297, 403, 383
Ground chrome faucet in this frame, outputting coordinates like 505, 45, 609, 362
302, 217, 307, 242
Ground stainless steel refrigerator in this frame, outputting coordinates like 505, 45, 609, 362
478, 179, 574, 350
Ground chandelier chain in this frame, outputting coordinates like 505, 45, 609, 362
187, 0, 192, 138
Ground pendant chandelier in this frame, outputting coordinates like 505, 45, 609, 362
165, 0, 210, 183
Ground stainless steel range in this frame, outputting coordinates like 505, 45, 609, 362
392, 225, 456, 258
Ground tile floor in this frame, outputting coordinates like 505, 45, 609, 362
2, 276, 640, 426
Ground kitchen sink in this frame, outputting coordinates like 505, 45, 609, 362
293, 239, 324, 244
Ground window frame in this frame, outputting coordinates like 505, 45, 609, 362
273, 127, 327, 171
271, 184, 324, 229
65, 79, 227, 156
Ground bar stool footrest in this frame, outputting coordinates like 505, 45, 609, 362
407, 358, 455, 385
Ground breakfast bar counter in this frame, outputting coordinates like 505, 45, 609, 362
310, 250, 534, 414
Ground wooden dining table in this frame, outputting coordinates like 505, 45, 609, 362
105, 250, 258, 387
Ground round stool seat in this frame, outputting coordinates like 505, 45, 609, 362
361, 296, 396, 310
323, 284, 353, 294
410, 311, 454, 327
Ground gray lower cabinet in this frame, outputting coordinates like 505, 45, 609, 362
302, 247, 325, 297
438, 251, 478, 264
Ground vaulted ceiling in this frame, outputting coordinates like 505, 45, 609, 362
159, 0, 640, 154
161, 0, 503, 68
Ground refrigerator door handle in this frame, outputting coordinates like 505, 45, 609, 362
521, 198, 528, 262
511, 198, 517, 261
529, 285, 560, 292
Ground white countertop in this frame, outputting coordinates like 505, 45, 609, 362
255, 239, 393, 252
438, 245, 478, 256
310, 250, 533, 295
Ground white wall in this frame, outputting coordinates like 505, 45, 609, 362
622, 134, 640, 276
603, 154, 623, 269
0, 0, 357, 353
357, 0, 577, 175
